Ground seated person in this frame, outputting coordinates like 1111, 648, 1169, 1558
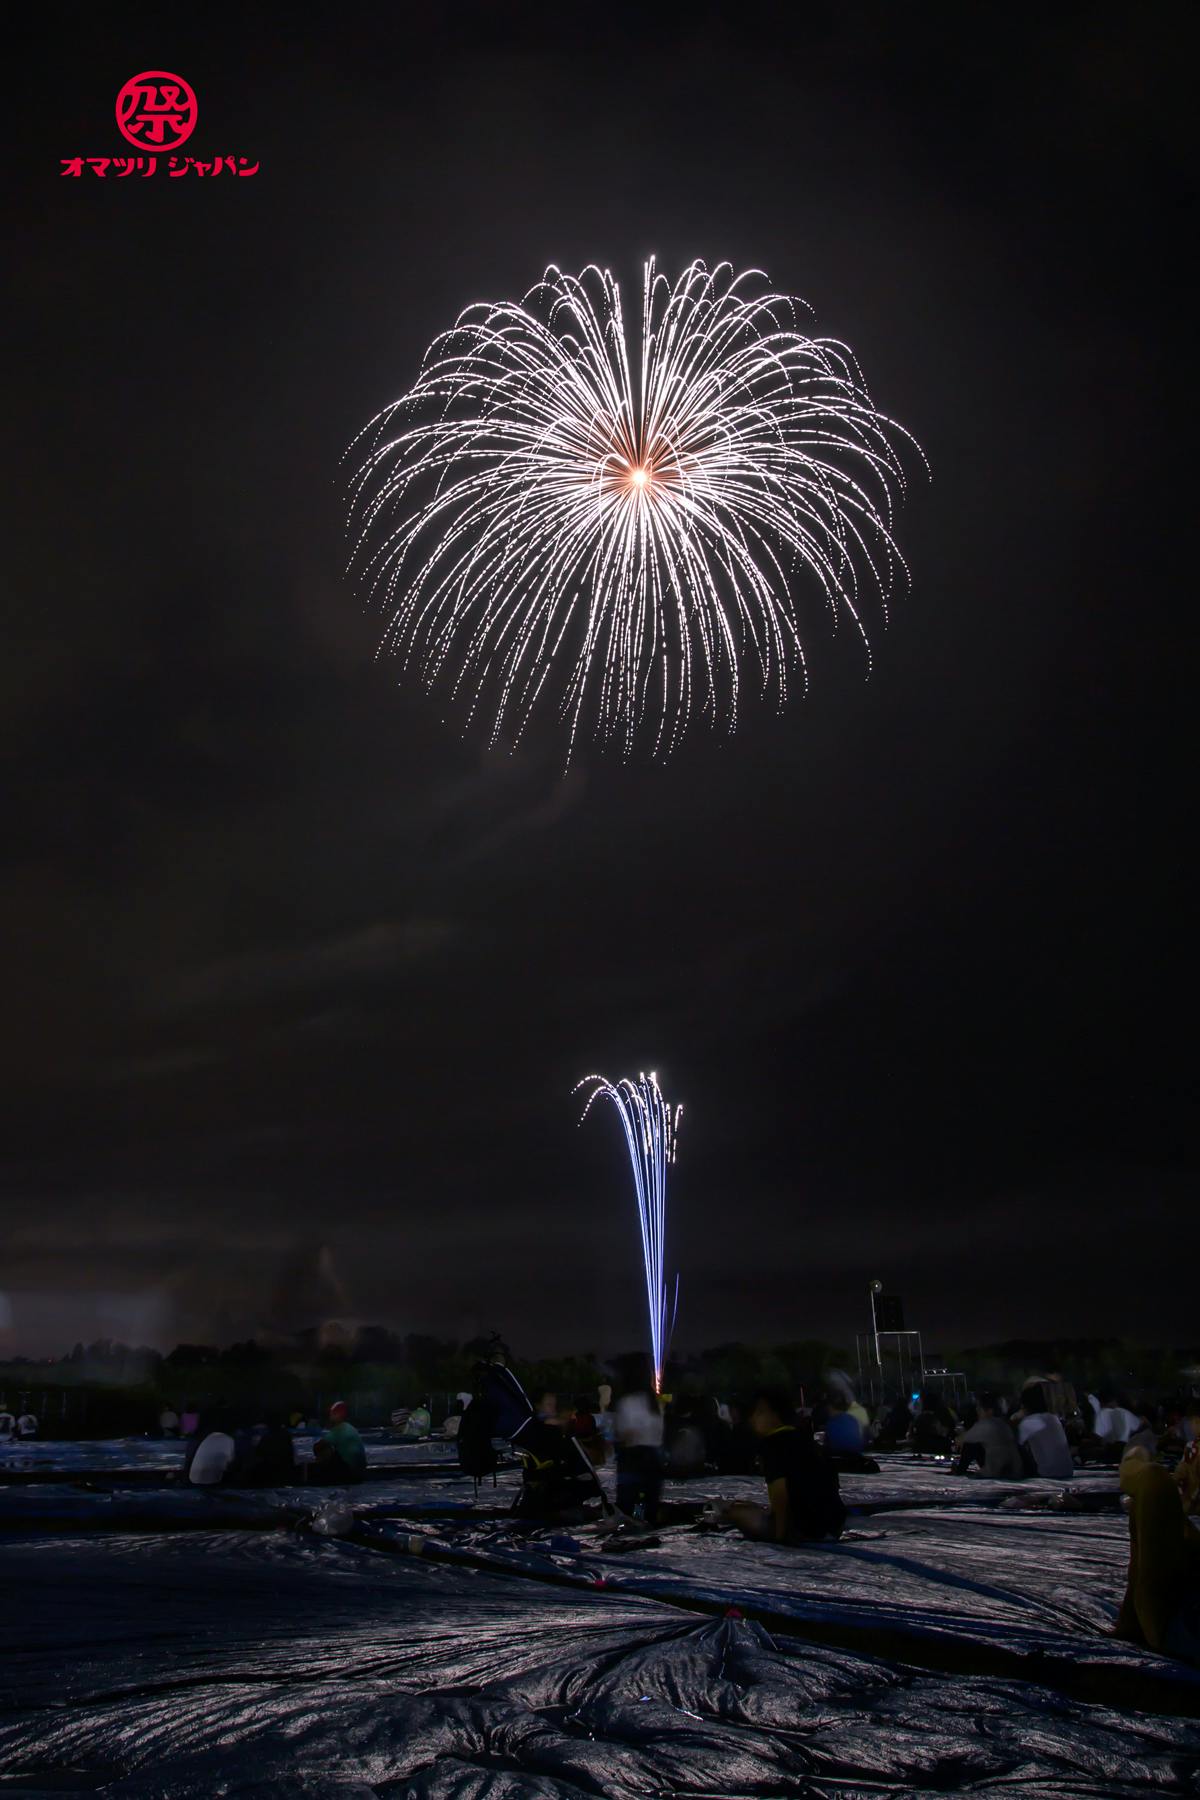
15, 1412, 38, 1439
1095, 1393, 1142, 1447
1014, 1383, 1075, 1479
1082, 1391, 1145, 1463
912, 1396, 956, 1456
954, 1394, 1024, 1479
1126, 1403, 1160, 1457
240, 1417, 298, 1486
824, 1393, 865, 1455
311, 1399, 367, 1483
513, 1418, 596, 1521
402, 1399, 432, 1440
726, 1389, 845, 1543
822, 1393, 880, 1472
186, 1416, 238, 1486
1114, 1446, 1200, 1664
565, 1405, 607, 1468
874, 1399, 913, 1450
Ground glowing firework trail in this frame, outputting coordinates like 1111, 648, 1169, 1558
347, 260, 921, 760
576, 1071, 681, 1392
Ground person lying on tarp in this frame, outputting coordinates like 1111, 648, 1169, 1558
311, 1399, 367, 1484
1114, 1443, 1200, 1664
724, 1389, 846, 1543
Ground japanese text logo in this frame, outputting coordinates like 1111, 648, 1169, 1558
60, 72, 258, 181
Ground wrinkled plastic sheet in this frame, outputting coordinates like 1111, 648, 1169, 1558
0, 1436, 183, 1475
2, 1460, 1199, 1797
0, 1431, 463, 1479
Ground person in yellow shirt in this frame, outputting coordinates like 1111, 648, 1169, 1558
1114, 1444, 1200, 1662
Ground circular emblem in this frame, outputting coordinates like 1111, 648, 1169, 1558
115, 71, 198, 152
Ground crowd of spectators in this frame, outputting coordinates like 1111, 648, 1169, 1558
145, 1364, 1200, 1666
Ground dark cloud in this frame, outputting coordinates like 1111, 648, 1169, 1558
160, 917, 461, 1012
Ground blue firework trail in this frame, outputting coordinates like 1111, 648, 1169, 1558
576, 1070, 681, 1391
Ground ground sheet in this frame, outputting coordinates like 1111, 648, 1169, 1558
2, 1441, 1198, 1796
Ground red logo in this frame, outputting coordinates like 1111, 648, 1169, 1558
61, 70, 257, 181
115, 71, 198, 151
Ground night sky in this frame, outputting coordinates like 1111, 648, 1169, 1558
5, 4, 1191, 1359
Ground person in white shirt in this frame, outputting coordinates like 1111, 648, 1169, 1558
1093, 1395, 1142, 1445
1015, 1384, 1075, 1480
187, 1428, 237, 1486
614, 1380, 665, 1522
15, 1413, 38, 1439
182, 1410, 241, 1486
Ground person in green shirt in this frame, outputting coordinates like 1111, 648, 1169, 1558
402, 1398, 432, 1439
313, 1400, 367, 1484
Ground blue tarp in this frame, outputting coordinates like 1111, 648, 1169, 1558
2, 1455, 1197, 1795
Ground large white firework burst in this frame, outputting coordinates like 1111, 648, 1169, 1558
347, 259, 919, 761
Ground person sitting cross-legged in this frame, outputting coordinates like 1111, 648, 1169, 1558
311, 1399, 367, 1484
954, 1393, 1025, 1479
1014, 1382, 1076, 1480
725, 1389, 846, 1544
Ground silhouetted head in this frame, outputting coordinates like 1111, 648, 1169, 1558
748, 1389, 795, 1435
